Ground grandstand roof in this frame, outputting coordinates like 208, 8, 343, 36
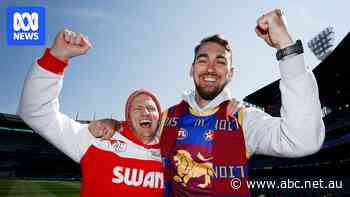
0, 113, 30, 130
244, 32, 350, 116
0, 113, 90, 130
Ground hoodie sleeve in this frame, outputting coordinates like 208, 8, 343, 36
243, 54, 325, 158
17, 49, 96, 163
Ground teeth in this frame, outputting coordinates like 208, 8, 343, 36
140, 120, 151, 124
204, 76, 216, 82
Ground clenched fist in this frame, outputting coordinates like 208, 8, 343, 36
50, 29, 92, 61
255, 9, 293, 49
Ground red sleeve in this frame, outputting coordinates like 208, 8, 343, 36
37, 48, 69, 75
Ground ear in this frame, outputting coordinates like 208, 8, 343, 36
189, 64, 194, 78
228, 66, 234, 80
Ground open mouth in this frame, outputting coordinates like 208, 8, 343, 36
201, 74, 218, 84
139, 119, 152, 128
204, 76, 217, 82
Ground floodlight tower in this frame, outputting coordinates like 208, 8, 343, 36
307, 27, 335, 61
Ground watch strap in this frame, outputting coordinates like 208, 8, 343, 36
276, 40, 303, 61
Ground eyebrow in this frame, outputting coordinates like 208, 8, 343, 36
195, 54, 209, 60
217, 54, 227, 59
132, 106, 143, 110
133, 103, 156, 108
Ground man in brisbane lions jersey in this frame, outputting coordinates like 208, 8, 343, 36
90, 8, 325, 197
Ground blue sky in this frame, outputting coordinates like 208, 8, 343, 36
0, 0, 349, 120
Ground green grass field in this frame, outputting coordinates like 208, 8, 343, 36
0, 179, 81, 197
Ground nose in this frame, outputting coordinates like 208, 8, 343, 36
206, 61, 215, 73
140, 108, 150, 116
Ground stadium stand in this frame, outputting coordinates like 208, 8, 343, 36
0, 113, 83, 181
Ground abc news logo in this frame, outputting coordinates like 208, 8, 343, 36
7, 7, 45, 45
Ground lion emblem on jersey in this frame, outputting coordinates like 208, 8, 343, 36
173, 149, 213, 188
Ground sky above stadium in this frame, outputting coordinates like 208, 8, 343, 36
0, 0, 349, 120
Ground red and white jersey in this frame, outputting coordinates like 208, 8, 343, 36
18, 49, 164, 197
80, 124, 163, 197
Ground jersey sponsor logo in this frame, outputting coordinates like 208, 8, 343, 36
214, 119, 239, 131
150, 149, 161, 159
194, 118, 205, 127
7, 7, 45, 45
176, 128, 187, 140
109, 139, 127, 152
213, 165, 246, 179
112, 166, 164, 189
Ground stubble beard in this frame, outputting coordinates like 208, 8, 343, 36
194, 79, 229, 101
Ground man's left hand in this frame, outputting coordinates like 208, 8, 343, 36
88, 119, 120, 140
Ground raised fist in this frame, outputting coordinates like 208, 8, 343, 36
50, 29, 92, 61
255, 9, 293, 49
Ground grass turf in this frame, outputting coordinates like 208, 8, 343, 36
0, 179, 81, 197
